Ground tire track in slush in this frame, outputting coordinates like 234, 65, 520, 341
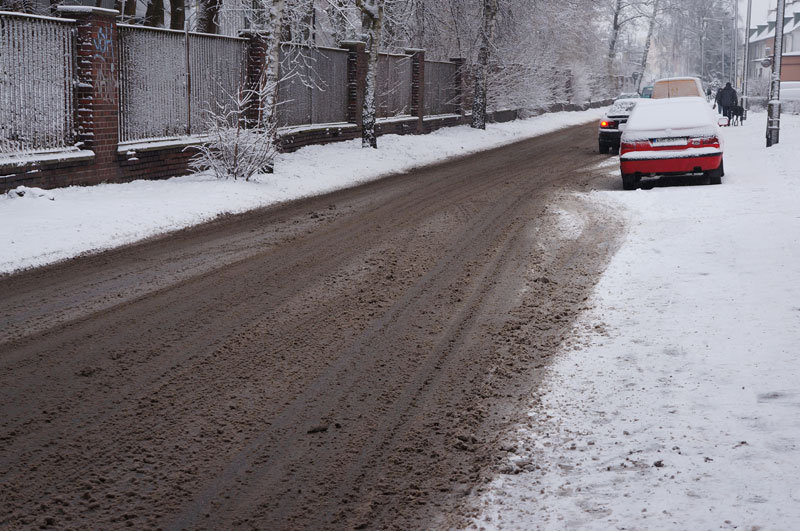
0, 123, 620, 530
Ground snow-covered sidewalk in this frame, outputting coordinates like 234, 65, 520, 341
0, 109, 602, 275
472, 113, 800, 529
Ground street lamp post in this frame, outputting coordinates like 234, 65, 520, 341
766, 0, 787, 147
742, 0, 753, 117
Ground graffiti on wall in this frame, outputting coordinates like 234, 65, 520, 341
93, 25, 116, 103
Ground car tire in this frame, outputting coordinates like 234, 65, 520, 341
622, 174, 638, 190
707, 161, 724, 185
599, 142, 610, 154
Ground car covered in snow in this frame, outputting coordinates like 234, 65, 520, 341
652, 76, 705, 99
619, 96, 726, 190
598, 98, 639, 153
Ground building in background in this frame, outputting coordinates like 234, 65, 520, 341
746, 0, 800, 88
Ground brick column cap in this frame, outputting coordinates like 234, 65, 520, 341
239, 30, 268, 39
340, 40, 367, 48
57, 5, 119, 16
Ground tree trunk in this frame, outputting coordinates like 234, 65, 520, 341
122, 0, 137, 19
170, 0, 185, 30
471, 0, 498, 130
637, 0, 659, 92
197, 0, 221, 34
356, 0, 384, 149
607, 0, 622, 93
144, 0, 164, 27
327, 0, 349, 43
260, 0, 286, 129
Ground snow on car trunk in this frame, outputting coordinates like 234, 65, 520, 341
622, 97, 719, 142
470, 112, 800, 529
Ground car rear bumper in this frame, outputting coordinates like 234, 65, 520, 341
620, 150, 723, 175
599, 130, 622, 144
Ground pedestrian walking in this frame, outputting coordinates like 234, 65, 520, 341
718, 82, 738, 121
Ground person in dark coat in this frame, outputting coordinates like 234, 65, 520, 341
714, 87, 724, 115
718, 82, 738, 120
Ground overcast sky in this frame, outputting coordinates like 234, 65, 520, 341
744, 0, 773, 26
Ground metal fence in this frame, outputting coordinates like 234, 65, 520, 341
276, 45, 349, 127
118, 25, 247, 142
376, 53, 412, 118
188, 32, 248, 131
424, 60, 458, 116
118, 25, 187, 141
0, 11, 76, 155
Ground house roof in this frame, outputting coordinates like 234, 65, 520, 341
749, 3, 800, 44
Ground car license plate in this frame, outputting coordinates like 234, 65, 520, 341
651, 137, 687, 147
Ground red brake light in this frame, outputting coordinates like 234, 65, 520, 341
601, 121, 609, 127
689, 136, 720, 148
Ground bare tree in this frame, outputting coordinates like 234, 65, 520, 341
170, 0, 186, 30
144, 0, 165, 27
355, 0, 384, 148
635, 0, 658, 90
471, 0, 498, 129
197, 0, 222, 33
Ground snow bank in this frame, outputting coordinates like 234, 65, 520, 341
471, 113, 800, 529
0, 109, 603, 274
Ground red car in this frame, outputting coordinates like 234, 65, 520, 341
619, 97, 726, 190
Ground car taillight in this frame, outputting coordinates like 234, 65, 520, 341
620, 141, 651, 154
689, 136, 720, 148
600, 120, 618, 129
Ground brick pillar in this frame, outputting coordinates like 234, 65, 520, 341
59, 6, 120, 185
450, 57, 467, 117
405, 48, 425, 133
341, 41, 367, 128
241, 31, 269, 128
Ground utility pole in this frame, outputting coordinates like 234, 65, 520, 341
742, 0, 753, 117
733, 0, 738, 87
766, 0, 787, 147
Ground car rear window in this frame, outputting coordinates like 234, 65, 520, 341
653, 79, 703, 99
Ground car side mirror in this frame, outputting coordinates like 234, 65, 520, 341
718, 117, 729, 127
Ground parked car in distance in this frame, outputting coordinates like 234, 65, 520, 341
652, 76, 705, 99
781, 81, 800, 101
599, 98, 639, 153
640, 85, 654, 98
617, 92, 640, 100
619, 97, 726, 190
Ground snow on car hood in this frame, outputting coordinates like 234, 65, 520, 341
621, 97, 719, 141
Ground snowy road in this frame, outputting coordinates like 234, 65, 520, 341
0, 121, 621, 529
469, 113, 800, 530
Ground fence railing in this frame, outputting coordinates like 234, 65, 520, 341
424, 60, 458, 116
118, 25, 187, 141
376, 53, 413, 118
0, 11, 76, 155
2, 12, 469, 157
277, 45, 349, 128
118, 24, 247, 142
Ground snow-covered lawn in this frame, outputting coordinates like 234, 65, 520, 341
0, 109, 602, 275
472, 113, 800, 529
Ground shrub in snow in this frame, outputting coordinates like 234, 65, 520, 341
7, 186, 55, 201
189, 86, 278, 182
